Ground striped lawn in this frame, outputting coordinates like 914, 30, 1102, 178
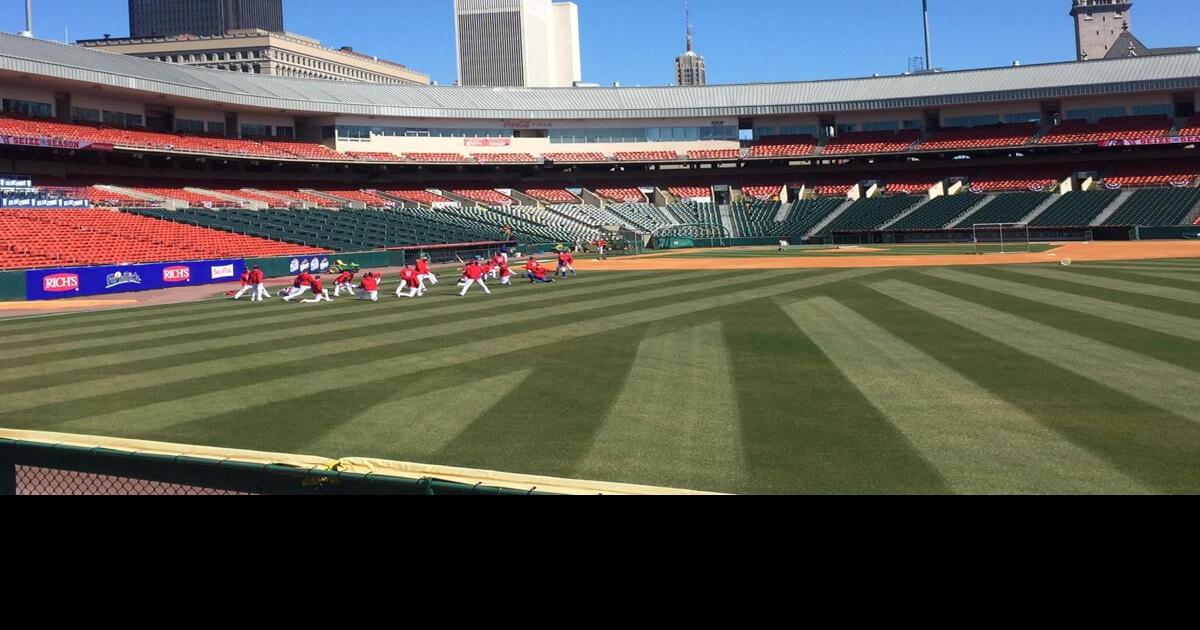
3, 260, 1200, 494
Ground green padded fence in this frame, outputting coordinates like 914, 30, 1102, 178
1133, 226, 1200, 240
0, 270, 26, 302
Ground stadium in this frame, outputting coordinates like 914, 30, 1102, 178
2, 1, 1200, 494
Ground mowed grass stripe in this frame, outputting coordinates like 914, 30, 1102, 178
302, 370, 533, 459
782, 296, 1147, 494
925, 268, 1200, 343
1005, 267, 1200, 305
0, 271, 719, 384
968, 266, 1200, 320
873, 280, 1200, 424
575, 322, 746, 493
2, 271, 679, 360
0, 271, 669, 352
722, 299, 949, 494
1055, 267, 1200, 292
0, 270, 748, 413
0, 297, 240, 334
40, 269, 879, 438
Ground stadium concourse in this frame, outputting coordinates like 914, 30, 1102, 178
5, 33, 1200, 493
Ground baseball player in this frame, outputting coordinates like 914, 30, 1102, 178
459, 259, 491, 296
233, 269, 253, 300
250, 266, 270, 301
416, 256, 438, 286
499, 259, 512, 286
333, 269, 357, 297
490, 253, 505, 279
359, 272, 380, 302
526, 259, 554, 284
300, 276, 332, 303
396, 265, 424, 298
556, 251, 576, 278
282, 271, 315, 302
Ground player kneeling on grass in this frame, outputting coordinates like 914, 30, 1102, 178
233, 269, 253, 300
556, 251, 576, 278
526, 259, 554, 284
359, 272, 380, 302
334, 269, 357, 297
301, 276, 332, 303
459, 259, 491, 296
396, 265, 425, 298
416, 256, 438, 286
283, 271, 315, 302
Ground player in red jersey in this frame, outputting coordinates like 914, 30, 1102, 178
415, 256, 438, 287
459, 259, 491, 296
359, 272, 380, 302
526, 259, 554, 284
499, 259, 512, 286
233, 269, 253, 300
301, 276, 332, 303
396, 265, 424, 298
333, 269, 357, 297
283, 271, 315, 302
556, 251, 576, 278
249, 266, 270, 301
490, 253, 505, 279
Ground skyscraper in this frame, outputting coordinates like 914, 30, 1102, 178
1071, 0, 1133, 61
129, 0, 284, 38
675, 0, 706, 86
454, 0, 582, 87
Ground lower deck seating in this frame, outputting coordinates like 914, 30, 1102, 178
817, 196, 921, 235
1029, 191, 1121, 227
770, 199, 845, 237
956, 192, 1051, 226
594, 188, 646, 203
524, 188, 580, 203
887, 194, 981, 230
606, 203, 677, 232
1104, 188, 1200, 226
0, 209, 326, 269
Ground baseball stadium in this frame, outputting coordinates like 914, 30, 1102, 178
2, 3, 1200, 494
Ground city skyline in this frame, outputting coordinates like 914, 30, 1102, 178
3, 0, 1199, 86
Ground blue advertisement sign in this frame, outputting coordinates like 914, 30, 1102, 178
26, 259, 245, 301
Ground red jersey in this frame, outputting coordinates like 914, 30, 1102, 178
400, 269, 419, 285
336, 271, 353, 284
310, 278, 325, 294
565, 253, 575, 264
416, 259, 430, 274
558, 253, 570, 265
465, 264, 484, 280
361, 275, 379, 291
296, 272, 314, 288
239, 271, 251, 286
500, 264, 511, 277
532, 266, 548, 280
492, 254, 505, 266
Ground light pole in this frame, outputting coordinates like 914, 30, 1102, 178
18, 0, 33, 38
922, 0, 932, 70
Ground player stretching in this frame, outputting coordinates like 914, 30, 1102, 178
499, 259, 512, 286
359, 272, 380, 302
301, 276, 332, 303
396, 265, 424, 298
283, 271, 314, 302
490, 253, 505, 279
459, 259, 491, 296
416, 256, 438, 286
233, 269, 253, 300
526, 259, 554, 284
333, 269, 357, 297
250, 266, 270, 301
557, 251, 576, 278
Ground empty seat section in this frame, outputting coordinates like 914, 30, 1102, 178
1104, 188, 1200, 226
958, 191, 1052, 226
1030, 191, 1121, 227
748, 136, 818, 158
888, 194, 982, 230
816, 196, 921, 235
405, 153, 470, 163
543, 152, 608, 162
453, 189, 515, 205
1103, 161, 1200, 188
688, 149, 741, 160
669, 186, 711, 199
918, 124, 1039, 151
594, 188, 646, 203
524, 189, 580, 203
1039, 115, 1172, 144
970, 167, 1065, 192
614, 151, 679, 161
823, 130, 920, 155
471, 153, 538, 163
345, 152, 403, 162
382, 189, 451, 205
741, 185, 783, 201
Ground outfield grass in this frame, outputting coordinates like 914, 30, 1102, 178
660, 244, 1058, 258
2, 258, 1200, 494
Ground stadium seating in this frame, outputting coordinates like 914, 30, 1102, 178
669, 186, 712, 199
127, 185, 240, 207
543, 152, 608, 162
614, 151, 679, 162
811, 176, 864, 197
524, 188, 580, 203
884, 173, 956, 195
1103, 188, 1200, 226
1180, 117, 1200, 137
405, 152, 471, 163
688, 149, 742, 160
764, 199, 845, 237
957, 191, 1052, 226
317, 189, 397, 207
345, 151, 404, 162
209, 188, 298, 208
472, 153, 539, 164
1102, 161, 1200, 188
549, 204, 627, 229
249, 186, 346, 207
381, 189, 452, 205
969, 167, 1065, 192
917, 124, 1040, 151
887, 194, 982, 230
594, 188, 646, 203
1039, 115, 1172, 145
1029, 190, 1121, 227
606, 203, 677, 232
261, 140, 350, 161
0, 208, 327, 269
741, 185, 783, 201
748, 136, 819, 158
823, 130, 921, 155
38, 185, 153, 207
453, 189, 516, 205
816, 196, 921, 235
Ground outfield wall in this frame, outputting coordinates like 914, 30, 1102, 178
0, 269, 25, 301
25, 258, 245, 301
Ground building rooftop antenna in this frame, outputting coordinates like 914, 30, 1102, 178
685, 0, 694, 53
18, 0, 33, 38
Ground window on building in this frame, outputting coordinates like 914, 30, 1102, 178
70, 107, 101, 123
175, 119, 207, 133
240, 123, 271, 137
3, 99, 52, 118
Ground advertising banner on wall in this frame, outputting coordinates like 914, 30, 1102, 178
0, 135, 114, 152
465, 138, 512, 147
1099, 136, 1200, 147
1, 198, 91, 208
26, 259, 244, 301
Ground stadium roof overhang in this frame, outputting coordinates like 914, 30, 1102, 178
2, 34, 1200, 121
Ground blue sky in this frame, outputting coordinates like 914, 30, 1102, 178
3, 0, 1199, 85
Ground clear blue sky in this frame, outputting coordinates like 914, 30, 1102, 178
3, 0, 1199, 85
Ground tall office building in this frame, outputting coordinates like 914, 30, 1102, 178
129, 0, 285, 38
454, 0, 582, 87
674, 0, 706, 86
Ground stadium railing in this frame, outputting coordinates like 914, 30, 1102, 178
0, 430, 714, 496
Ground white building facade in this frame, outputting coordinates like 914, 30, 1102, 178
454, 0, 582, 87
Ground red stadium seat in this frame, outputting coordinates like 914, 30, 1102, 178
748, 135, 818, 158
593, 188, 646, 203
741, 185, 782, 201
823, 130, 921, 155
543, 152, 608, 163
1039, 115, 1172, 145
472, 153, 538, 164
918, 124, 1039, 151
1102, 160, 1200, 188
688, 149, 742, 160
405, 152, 471, 163
524, 188, 580, 203
669, 186, 711, 199
614, 151, 679, 162
453, 189, 515, 205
